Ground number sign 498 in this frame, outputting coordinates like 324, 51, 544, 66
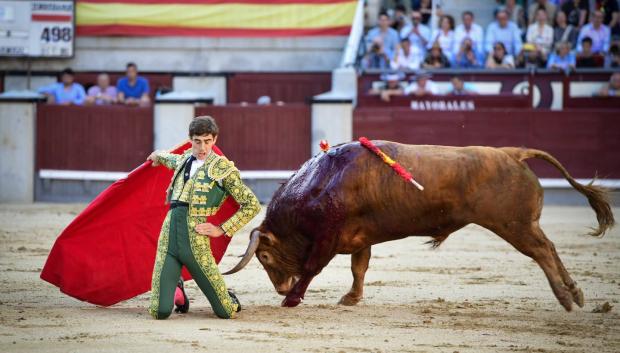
40, 27, 72, 42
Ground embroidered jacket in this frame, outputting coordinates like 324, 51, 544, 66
155, 149, 260, 237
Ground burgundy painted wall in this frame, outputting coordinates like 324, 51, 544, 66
36, 104, 153, 171
227, 73, 331, 104
354, 108, 620, 179
195, 103, 311, 170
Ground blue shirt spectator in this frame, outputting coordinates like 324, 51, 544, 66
576, 11, 611, 54
400, 11, 431, 58
366, 13, 401, 60
546, 42, 576, 70
485, 10, 523, 56
117, 62, 151, 106
37, 68, 86, 105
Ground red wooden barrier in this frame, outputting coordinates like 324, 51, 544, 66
227, 73, 331, 103
36, 104, 153, 171
564, 96, 620, 109
354, 108, 620, 179
195, 103, 311, 170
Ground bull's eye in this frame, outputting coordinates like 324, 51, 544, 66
259, 252, 271, 264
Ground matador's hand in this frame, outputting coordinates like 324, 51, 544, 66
195, 223, 225, 237
147, 151, 160, 166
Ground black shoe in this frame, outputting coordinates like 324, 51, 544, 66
174, 279, 190, 314
228, 290, 241, 312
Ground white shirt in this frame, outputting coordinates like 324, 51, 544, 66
526, 23, 554, 55
405, 80, 439, 95
453, 23, 484, 56
189, 156, 206, 178
391, 46, 424, 70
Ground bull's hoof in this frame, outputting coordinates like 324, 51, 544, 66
338, 293, 361, 306
281, 296, 303, 307
571, 287, 585, 308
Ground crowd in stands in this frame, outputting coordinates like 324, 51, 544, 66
362, 0, 620, 72
37, 62, 151, 106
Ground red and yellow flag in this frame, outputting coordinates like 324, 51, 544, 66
76, 0, 357, 37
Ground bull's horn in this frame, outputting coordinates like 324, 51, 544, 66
221, 229, 261, 275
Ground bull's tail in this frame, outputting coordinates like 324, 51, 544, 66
501, 147, 615, 237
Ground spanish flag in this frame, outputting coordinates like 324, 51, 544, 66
76, 0, 357, 37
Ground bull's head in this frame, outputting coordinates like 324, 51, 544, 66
223, 228, 302, 296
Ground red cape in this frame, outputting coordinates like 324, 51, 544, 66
40, 143, 239, 306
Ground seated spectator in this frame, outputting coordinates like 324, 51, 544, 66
85, 73, 117, 105
404, 71, 438, 96
428, 15, 456, 63
37, 68, 86, 105
366, 12, 400, 60
516, 43, 547, 69
597, 0, 619, 37
560, 0, 588, 29
485, 9, 523, 56
606, 41, 620, 68
596, 72, 620, 97
368, 72, 405, 102
391, 4, 411, 33
391, 37, 423, 70
453, 11, 484, 63
527, 0, 556, 26
546, 41, 577, 70
447, 76, 477, 95
526, 8, 554, 57
504, 0, 526, 32
117, 62, 151, 106
423, 42, 451, 68
485, 42, 516, 69
400, 11, 431, 58
362, 37, 391, 70
577, 11, 611, 54
576, 37, 605, 67
554, 10, 578, 49
454, 38, 482, 68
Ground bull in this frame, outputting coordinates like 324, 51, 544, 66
224, 140, 615, 311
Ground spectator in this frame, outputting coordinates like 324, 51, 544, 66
596, 0, 619, 37
362, 37, 392, 70
453, 11, 485, 61
37, 68, 86, 105
606, 41, 620, 67
554, 10, 579, 49
368, 72, 405, 102
400, 11, 431, 57
504, 0, 526, 31
85, 73, 117, 105
485, 9, 523, 56
546, 41, 577, 70
422, 42, 451, 68
577, 10, 611, 54
528, 0, 556, 26
560, 0, 589, 29
454, 38, 483, 68
117, 62, 151, 106
404, 71, 439, 96
526, 8, 554, 57
596, 72, 620, 96
391, 37, 424, 70
429, 15, 456, 63
447, 76, 477, 95
516, 43, 547, 68
485, 41, 516, 69
366, 12, 400, 60
391, 4, 411, 33
576, 37, 605, 67
413, 0, 433, 26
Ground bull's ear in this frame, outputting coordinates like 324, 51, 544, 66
259, 232, 276, 246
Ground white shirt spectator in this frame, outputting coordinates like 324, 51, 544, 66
404, 80, 439, 95
453, 23, 484, 58
577, 23, 611, 54
526, 23, 554, 55
428, 29, 456, 62
391, 45, 424, 70
400, 23, 432, 56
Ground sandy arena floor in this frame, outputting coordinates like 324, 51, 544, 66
0, 203, 619, 353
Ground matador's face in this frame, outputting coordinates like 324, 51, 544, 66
191, 134, 217, 160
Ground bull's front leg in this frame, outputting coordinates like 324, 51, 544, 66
282, 232, 338, 307
338, 246, 371, 306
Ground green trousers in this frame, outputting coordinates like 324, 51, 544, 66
149, 206, 238, 319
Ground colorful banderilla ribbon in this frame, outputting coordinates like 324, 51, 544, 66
358, 137, 424, 191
